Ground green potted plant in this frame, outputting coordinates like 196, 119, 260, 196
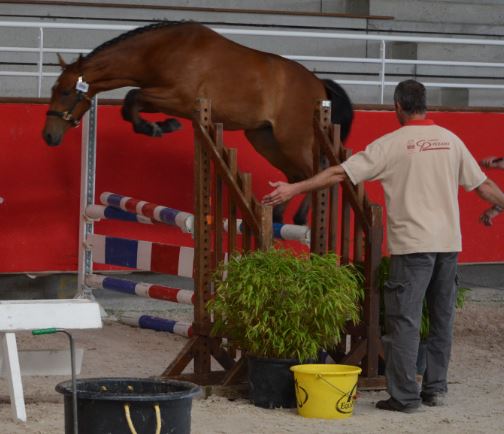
208, 248, 364, 409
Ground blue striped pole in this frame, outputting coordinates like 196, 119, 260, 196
224, 219, 311, 245
119, 313, 192, 338
86, 274, 194, 305
100, 192, 194, 233
86, 205, 153, 224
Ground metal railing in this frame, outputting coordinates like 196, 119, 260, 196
1, 20, 504, 102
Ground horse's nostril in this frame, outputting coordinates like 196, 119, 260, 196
44, 132, 52, 145
44, 131, 60, 146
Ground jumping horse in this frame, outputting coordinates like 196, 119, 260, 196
42, 21, 354, 224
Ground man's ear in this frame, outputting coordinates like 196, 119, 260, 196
57, 53, 67, 70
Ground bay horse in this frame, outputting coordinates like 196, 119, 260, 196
42, 21, 353, 224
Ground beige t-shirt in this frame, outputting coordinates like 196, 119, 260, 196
341, 119, 486, 255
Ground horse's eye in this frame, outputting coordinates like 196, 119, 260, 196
61, 90, 71, 97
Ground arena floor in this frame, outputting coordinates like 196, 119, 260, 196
1, 287, 503, 434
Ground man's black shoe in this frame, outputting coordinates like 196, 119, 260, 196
376, 397, 419, 413
421, 392, 446, 407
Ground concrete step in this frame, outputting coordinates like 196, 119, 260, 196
370, 0, 504, 26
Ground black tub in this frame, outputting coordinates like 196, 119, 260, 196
56, 377, 201, 434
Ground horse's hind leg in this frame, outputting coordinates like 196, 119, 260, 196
245, 127, 310, 225
293, 195, 311, 226
122, 89, 181, 137
292, 154, 331, 225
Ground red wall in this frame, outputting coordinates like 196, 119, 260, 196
0, 104, 503, 272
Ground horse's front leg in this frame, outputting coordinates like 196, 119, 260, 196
121, 89, 181, 137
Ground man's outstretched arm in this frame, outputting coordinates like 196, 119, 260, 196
262, 165, 347, 206
476, 178, 504, 226
480, 156, 504, 170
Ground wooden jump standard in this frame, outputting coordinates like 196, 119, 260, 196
163, 99, 383, 388
162, 99, 273, 385
312, 101, 384, 388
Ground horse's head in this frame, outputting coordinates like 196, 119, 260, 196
43, 55, 92, 146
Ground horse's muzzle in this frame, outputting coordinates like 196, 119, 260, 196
43, 130, 62, 146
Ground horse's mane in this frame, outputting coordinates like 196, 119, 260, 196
85, 21, 189, 60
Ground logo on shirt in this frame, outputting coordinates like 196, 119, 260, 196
406, 139, 451, 153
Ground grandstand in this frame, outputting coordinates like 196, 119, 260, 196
1, 0, 504, 106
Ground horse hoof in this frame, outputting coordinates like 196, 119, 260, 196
293, 216, 307, 226
157, 118, 181, 133
149, 122, 163, 137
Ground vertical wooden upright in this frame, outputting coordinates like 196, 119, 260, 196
311, 101, 331, 254
312, 100, 384, 388
164, 98, 272, 384
193, 99, 214, 377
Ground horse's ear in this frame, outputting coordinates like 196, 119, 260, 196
57, 53, 67, 70
77, 54, 84, 66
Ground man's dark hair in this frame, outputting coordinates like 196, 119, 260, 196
393, 79, 427, 115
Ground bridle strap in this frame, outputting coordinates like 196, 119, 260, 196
46, 76, 92, 128
46, 109, 81, 127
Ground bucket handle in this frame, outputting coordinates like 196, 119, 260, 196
316, 373, 353, 398
124, 403, 161, 434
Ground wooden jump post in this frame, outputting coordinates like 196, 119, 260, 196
311, 100, 384, 388
162, 99, 273, 385
164, 98, 382, 387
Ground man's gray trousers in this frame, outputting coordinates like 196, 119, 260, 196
383, 252, 458, 407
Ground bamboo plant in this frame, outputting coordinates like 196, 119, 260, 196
208, 248, 364, 362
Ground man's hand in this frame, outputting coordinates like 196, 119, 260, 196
480, 206, 500, 226
480, 156, 504, 170
262, 181, 298, 206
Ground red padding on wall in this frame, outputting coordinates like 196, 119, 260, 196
0, 104, 502, 273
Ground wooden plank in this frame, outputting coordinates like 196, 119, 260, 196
310, 131, 322, 253
328, 123, 342, 253
358, 375, 386, 391
241, 173, 252, 252
222, 356, 248, 386
210, 339, 236, 371
340, 338, 367, 366
310, 103, 329, 254
226, 148, 238, 255
257, 203, 273, 250
340, 150, 352, 265
353, 183, 365, 263
329, 185, 339, 253
162, 337, 198, 377
314, 122, 371, 232
193, 100, 213, 378
196, 124, 260, 234
309, 102, 385, 384
169, 370, 228, 387
362, 205, 384, 378
213, 123, 224, 268
344, 322, 366, 338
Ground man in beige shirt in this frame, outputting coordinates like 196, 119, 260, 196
263, 80, 504, 412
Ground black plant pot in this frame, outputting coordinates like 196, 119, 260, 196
247, 356, 299, 409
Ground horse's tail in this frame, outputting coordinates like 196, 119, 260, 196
322, 79, 354, 142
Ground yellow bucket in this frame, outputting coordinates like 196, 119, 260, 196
290, 364, 362, 419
